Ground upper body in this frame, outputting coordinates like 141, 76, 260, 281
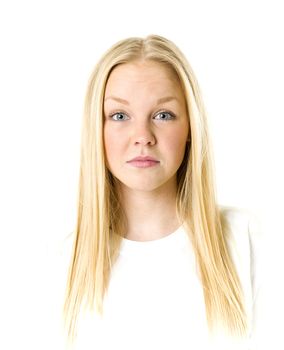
58, 205, 263, 350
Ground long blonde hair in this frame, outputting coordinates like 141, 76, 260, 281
63, 34, 248, 345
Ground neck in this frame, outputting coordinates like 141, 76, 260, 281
116, 180, 182, 241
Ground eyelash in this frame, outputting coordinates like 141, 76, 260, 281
108, 110, 176, 122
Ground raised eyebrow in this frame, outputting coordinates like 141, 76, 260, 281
104, 96, 179, 105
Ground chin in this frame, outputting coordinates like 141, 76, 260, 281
120, 178, 172, 192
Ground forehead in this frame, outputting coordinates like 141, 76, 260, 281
104, 60, 182, 94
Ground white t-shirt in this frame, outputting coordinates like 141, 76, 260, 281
58, 207, 263, 350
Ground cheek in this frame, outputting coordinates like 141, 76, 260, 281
104, 128, 114, 157
166, 126, 188, 149
104, 127, 123, 164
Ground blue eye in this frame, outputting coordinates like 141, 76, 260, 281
110, 112, 129, 121
109, 110, 175, 121
154, 111, 175, 121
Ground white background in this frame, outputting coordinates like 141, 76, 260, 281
0, 0, 283, 348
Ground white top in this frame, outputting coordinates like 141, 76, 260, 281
58, 207, 264, 350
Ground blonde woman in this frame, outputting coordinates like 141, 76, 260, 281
61, 34, 262, 349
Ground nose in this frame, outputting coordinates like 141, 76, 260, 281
133, 122, 156, 146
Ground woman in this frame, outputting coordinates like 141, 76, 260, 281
62, 34, 262, 349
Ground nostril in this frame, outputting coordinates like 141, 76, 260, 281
134, 135, 156, 145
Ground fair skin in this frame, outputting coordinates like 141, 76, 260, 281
103, 60, 189, 241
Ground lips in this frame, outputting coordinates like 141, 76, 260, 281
126, 156, 160, 169
127, 156, 159, 162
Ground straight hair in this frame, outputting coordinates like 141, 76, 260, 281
63, 34, 248, 346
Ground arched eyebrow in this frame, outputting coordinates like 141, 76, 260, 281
104, 96, 179, 105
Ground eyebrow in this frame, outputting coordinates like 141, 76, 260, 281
104, 96, 179, 105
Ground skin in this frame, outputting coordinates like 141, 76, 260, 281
103, 60, 190, 241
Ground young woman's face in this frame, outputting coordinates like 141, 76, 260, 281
103, 60, 189, 193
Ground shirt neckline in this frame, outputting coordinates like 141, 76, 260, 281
118, 224, 188, 256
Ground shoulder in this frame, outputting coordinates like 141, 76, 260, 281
219, 205, 263, 249
52, 231, 76, 288
219, 205, 259, 228
58, 231, 75, 259
219, 205, 264, 316
218, 205, 264, 269
219, 206, 253, 269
